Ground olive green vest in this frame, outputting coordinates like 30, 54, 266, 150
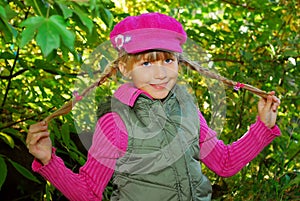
108, 85, 212, 201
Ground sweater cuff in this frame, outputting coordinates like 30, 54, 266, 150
32, 147, 57, 172
255, 116, 281, 137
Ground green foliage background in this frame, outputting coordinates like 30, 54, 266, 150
0, 0, 299, 200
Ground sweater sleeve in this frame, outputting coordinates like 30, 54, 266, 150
198, 110, 281, 177
32, 112, 128, 201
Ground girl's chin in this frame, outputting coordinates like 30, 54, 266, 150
149, 90, 170, 100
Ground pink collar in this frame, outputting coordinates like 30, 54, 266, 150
114, 83, 152, 107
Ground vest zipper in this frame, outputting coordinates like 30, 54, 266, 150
171, 166, 184, 201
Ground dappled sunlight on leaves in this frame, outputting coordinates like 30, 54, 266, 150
0, 0, 299, 200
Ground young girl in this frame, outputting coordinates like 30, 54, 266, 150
26, 12, 281, 201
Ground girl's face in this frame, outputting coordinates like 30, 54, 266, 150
120, 51, 179, 99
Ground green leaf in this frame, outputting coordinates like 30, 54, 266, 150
0, 157, 7, 190
36, 80, 48, 98
61, 123, 70, 146
51, 121, 61, 140
20, 16, 45, 27
0, 132, 14, 148
283, 50, 298, 57
2, 128, 20, 136
20, 25, 37, 48
49, 15, 75, 51
36, 19, 60, 57
3, 4, 18, 19
0, 6, 17, 41
57, 3, 73, 19
0, 5, 7, 19
45, 181, 52, 201
7, 159, 41, 184
19, 16, 45, 47
8, 23, 17, 38
289, 174, 300, 186
0, 52, 15, 59
24, 0, 47, 17
99, 8, 113, 29
0, 20, 11, 41
72, 6, 94, 33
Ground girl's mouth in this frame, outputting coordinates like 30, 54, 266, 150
150, 82, 168, 90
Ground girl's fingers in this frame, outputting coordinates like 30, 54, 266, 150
264, 91, 280, 112
271, 95, 280, 112
26, 131, 50, 148
268, 91, 275, 96
258, 97, 267, 114
264, 95, 273, 111
269, 91, 280, 112
28, 123, 48, 134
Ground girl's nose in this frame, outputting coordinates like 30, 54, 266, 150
153, 64, 167, 79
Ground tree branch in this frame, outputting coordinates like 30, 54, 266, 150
1, 47, 20, 108
0, 69, 29, 79
221, 0, 255, 11
1, 7, 30, 109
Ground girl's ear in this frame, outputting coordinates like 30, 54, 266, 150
118, 61, 132, 79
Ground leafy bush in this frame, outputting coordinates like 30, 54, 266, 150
0, 0, 299, 200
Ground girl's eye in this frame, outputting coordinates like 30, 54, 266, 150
142, 61, 151, 67
165, 58, 173, 64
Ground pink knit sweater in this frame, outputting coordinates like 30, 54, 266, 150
32, 84, 281, 201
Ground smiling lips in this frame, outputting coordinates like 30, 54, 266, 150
150, 82, 168, 90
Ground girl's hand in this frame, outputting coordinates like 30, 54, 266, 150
26, 121, 52, 165
258, 91, 280, 128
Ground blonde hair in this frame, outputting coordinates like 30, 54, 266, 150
43, 51, 270, 123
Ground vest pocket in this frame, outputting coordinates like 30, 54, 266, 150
112, 175, 179, 201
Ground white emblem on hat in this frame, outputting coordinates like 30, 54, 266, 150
115, 34, 131, 50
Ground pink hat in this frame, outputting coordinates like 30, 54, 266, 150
110, 12, 187, 54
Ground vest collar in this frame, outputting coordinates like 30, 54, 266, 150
114, 83, 152, 107
114, 83, 179, 107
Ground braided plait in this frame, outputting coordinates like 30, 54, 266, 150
43, 62, 118, 123
179, 55, 270, 99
